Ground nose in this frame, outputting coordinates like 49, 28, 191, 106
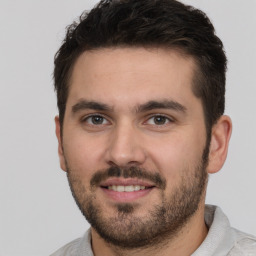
105, 122, 147, 167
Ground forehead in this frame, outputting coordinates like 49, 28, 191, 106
68, 47, 199, 109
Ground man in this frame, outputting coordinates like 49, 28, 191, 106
51, 0, 256, 255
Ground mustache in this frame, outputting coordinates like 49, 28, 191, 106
90, 166, 166, 189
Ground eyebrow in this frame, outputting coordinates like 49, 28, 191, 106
72, 100, 112, 113
71, 99, 187, 114
136, 100, 187, 113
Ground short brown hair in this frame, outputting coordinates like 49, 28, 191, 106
54, 0, 227, 137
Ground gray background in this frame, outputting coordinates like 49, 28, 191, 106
0, 0, 255, 255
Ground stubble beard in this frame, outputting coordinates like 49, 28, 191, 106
66, 145, 209, 249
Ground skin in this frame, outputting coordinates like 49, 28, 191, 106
55, 47, 232, 256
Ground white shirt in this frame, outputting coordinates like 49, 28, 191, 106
50, 205, 256, 256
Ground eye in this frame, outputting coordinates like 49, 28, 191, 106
146, 115, 173, 125
83, 115, 109, 125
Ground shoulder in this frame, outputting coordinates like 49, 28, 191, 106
228, 228, 256, 255
50, 237, 82, 256
50, 229, 93, 256
195, 205, 256, 256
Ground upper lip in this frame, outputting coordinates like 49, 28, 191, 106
99, 178, 156, 188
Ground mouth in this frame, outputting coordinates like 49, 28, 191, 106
106, 185, 150, 192
99, 178, 156, 202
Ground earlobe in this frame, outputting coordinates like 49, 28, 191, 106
55, 116, 67, 172
207, 115, 232, 174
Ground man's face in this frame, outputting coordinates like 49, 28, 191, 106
56, 47, 209, 248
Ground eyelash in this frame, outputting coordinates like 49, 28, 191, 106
81, 114, 110, 125
145, 114, 174, 126
81, 113, 174, 127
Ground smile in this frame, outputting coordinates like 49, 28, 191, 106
107, 185, 147, 192
99, 178, 155, 202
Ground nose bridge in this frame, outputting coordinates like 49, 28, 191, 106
106, 119, 146, 166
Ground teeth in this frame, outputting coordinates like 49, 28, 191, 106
107, 185, 146, 192
117, 186, 124, 192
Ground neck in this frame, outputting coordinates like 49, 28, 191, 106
91, 203, 208, 256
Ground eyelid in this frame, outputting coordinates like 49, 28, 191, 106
80, 113, 111, 125
147, 113, 175, 121
145, 113, 175, 123
79, 112, 175, 127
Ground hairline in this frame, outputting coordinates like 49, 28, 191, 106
60, 45, 209, 136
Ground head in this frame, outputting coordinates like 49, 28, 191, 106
53, 0, 232, 250
54, 0, 227, 138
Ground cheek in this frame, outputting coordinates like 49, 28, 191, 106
63, 131, 107, 175
145, 130, 206, 181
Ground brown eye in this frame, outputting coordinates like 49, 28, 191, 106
153, 116, 168, 125
146, 115, 172, 125
91, 115, 104, 124
84, 115, 108, 125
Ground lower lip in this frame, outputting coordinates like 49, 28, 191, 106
101, 187, 154, 202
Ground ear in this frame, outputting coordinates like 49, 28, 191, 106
55, 116, 67, 172
207, 115, 232, 174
